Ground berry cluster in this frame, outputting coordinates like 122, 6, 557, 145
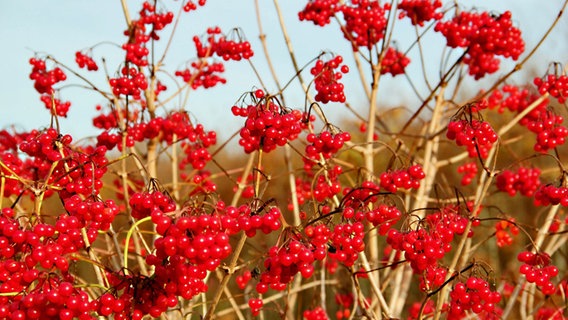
448, 277, 502, 317
488, 84, 567, 152
534, 184, 568, 207
175, 60, 226, 89
193, 27, 254, 61
387, 207, 468, 273
526, 110, 568, 153
293, 165, 343, 209
398, 0, 443, 26
518, 251, 558, 295
215, 35, 254, 61
341, 180, 381, 209
488, 84, 545, 114
235, 269, 252, 290
40, 94, 72, 117
75, 51, 98, 71
109, 67, 148, 99
387, 228, 447, 273
435, 11, 525, 79
230, 205, 283, 237
380, 47, 411, 76
129, 190, 176, 220
303, 306, 329, 320
328, 222, 365, 266
183, 0, 207, 12
304, 131, 351, 168
419, 265, 448, 292
495, 219, 519, 247
379, 165, 426, 193
232, 101, 304, 153
0, 207, 97, 319
366, 204, 402, 235
446, 119, 498, 158
457, 161, 478, 186
311, 55, 349, 104
298, 0, 340, 27
255, 239, 319, 294
534, 74, 568, 103
248, 298, 263, 316
496, 167, 542, 197
408, 300, 435, 320
340, 1, 391, 50
137, 2, 174, 40
29, 58, 66, 95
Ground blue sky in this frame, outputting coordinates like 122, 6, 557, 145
0, 1, 566, 141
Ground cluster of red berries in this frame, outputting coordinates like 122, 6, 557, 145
186, 170, 218, 195
230, 205, 283, 237
496, 167, 542, 197
435, 11, 524, 79
387, 227, 448, 273
333, 293, 354, 319
99, 272, 179, 319
109, 67, 148, 99
518, 251, 559, 295
366, 204, 402, 235
292, 165, 342, 210
129, 190, 176, 220
457, 161, 478, 186
19, 128, 67, 162
488, 84, 567, 152
398, 0, 443, 26
341, 180, 381, 209
0, 276, 93, 320
408, 300, 435, 319
235, 269, 252, 290
0, 207, 96, 319
120, 2, 174, 68
248, 298, 263, 316
214, 36, 254, 61
328, 222, 365, 266
387, 207, 468, 273
526, 110, 568, 153
232, 100, 304, 153
534, 74, 568, 103
193, 27, 254, 61
29, 57, 66, 95
255, 239, 319, 295
40, 94, 71, 117
446, 119, 498, 158
304, 131, 351, 168
175, 60, 227, 89
138, 2, 174, 40
311, 55, 349, 103
303, 306, 329, 320
448, 277, 502, 317
64, 196, 119, 232
495, 219, 519, 247
183, 0, 207, 12
379, 165, 426, 193
534, 184, 568, 207
340, 1, 391, 50
419, 264, 448, 292
488, 84, 545, 114
18, 129, 109, 202
298, 0, 340, 27
380, 47, 411, 76
97, 112, 217, 168
75, 51, 98, 71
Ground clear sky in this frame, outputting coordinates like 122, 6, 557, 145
0, 1, 566, 141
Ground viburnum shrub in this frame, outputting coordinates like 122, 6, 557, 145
2, 0, 568, 319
